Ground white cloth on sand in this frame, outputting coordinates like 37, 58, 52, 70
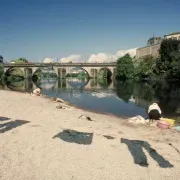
128, 115, 147, 124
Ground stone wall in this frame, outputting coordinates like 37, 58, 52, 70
136, 43, 160, 59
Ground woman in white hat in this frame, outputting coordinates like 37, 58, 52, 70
148, 103, 162, 122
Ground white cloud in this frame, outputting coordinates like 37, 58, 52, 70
59, 54, 82, 63
58, 48, 137, 63
116, 48, 137, 58
43, 58, 54, 63
87, 48, 137, 63
87, 53, 116, 63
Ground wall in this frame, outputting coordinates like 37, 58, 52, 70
136, 43, 160, 59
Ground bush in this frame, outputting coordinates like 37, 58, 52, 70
134, 55, 156, 80
156, 39, 180, 79
116, 53, 134, 80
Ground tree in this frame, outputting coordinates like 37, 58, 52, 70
160, 39, 180, 62
0, 64, 4, 76
156, 39, 180, 79
12, 58, 28, 64
0, 55, 3, 63
135, 55, 156, 79
116, 53, 134, 80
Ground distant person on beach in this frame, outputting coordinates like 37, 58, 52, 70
33, 88, 41, 96
148, 103, 161, 122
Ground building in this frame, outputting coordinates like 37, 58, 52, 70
136, 36, 162, 59
147, 37, 162, 46
136, 31, 180, 59
164, 32, 180, 40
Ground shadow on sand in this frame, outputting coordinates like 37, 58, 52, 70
0, 120, 30, 133
121, 138, 173, 168
0, 117, 11, 121
53, 129, 93, 145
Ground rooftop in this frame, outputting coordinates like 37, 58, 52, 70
164, 32, 180, 36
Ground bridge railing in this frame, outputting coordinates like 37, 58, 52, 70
3, 62, 117, 67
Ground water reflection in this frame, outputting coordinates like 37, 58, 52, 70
116, 81, 134, 102
35, 78, 57, 90
53, 78, 113, 90
0, 77, 180, 122
0, 78, 34, 92
66, 78, 89, 89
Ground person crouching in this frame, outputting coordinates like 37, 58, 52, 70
148, 103, 161, 123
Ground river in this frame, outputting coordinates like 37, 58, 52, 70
1, 77, 180, 121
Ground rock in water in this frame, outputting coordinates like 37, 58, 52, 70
56, 98, 65, 103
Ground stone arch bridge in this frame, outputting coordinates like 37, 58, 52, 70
3, 63, 116, 79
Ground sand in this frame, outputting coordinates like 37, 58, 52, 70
0, 90, 180, 180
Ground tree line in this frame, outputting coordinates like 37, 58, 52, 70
1, 39, 180, 81
116, 39, 180, 81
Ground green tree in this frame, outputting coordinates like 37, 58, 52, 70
156, 39, 180, 79
116, 53, 134, 80
12, 58, 29, 64
135, 55, 156, 79
0, 64, 4, 77
0, 55, 3, 63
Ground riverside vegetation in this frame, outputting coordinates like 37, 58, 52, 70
116, 39, 180, 81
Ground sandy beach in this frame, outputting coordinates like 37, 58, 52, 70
0, 90, 180, 180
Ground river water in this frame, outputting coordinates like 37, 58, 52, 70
1, 78, 180, 121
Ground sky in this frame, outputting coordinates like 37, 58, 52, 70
0, 0, 180, 62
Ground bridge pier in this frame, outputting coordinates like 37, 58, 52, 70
53, 67, 66, 79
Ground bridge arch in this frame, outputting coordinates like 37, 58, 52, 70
5, 67, 24, 78
98, 67, 112, 79
32, 67, 58, 80
32, 68, 43, 81
66, 67, 90, 78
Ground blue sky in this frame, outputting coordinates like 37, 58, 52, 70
0, 0, 180, 62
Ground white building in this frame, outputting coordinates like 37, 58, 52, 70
164, 32, 180, 40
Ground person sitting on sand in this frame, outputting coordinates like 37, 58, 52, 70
33, 88, 41, 96
148, 103, 161, 122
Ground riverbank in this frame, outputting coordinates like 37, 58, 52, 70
0, 90, 180, 180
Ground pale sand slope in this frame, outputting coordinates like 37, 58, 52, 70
0, 90, 180, 180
